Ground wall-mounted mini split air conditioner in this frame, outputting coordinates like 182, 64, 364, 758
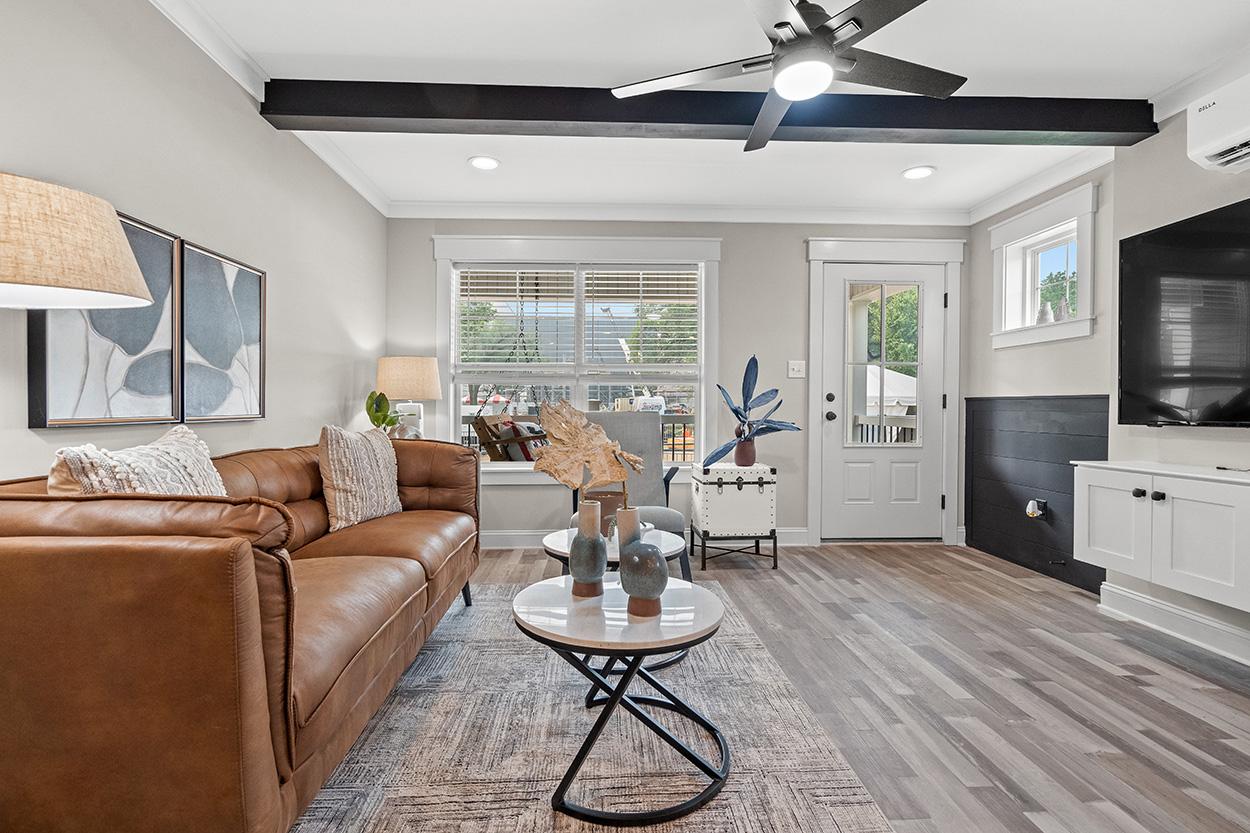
1188, 74, 1250, 173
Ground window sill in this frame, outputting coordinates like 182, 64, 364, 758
991, 316, 1093, 350
479, 462, 694, 487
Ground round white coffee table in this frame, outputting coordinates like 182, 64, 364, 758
542, 527, 692, 673
513, 575, 730, 826
542, 527, 687, 573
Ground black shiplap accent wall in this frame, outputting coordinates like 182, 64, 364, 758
965, 395, 1108, 593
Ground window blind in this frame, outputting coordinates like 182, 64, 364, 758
583, 268, 699, 369
455, 268, 576, 365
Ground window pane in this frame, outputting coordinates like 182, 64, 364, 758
456, 269, 575, 364
584, 269, 699, 366
588, 382, 697, 463
1036, 238, 1076, 321
883, 285, 919, 364
845, 364, 880, 444
848, 283, 882, 362
457, 382, 571, 459
882, 364, 919, 444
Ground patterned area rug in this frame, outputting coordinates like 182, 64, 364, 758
292, 582, 893, 833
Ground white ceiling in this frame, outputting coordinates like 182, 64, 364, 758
166, 0, 1250, 221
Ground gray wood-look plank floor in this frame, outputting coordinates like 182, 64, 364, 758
471, 542, 1250, 833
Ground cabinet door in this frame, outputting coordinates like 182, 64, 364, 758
1151, 476, 1250, 612
1073, 466, 1151, 579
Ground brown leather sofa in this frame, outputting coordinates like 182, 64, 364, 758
0, 439, 479, 833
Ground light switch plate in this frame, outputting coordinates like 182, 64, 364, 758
787, 360, 806, 379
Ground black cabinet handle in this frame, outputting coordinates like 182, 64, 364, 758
1132, 488, 1147, 498
1151, 490, 1166, 501
825, 411, 837, 421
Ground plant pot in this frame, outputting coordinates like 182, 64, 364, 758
734, 438, 757, 467
584, 489, 625, 536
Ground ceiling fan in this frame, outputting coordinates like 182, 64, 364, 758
612, 0, 967, 151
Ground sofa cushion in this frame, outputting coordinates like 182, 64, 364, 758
292, 510, 476, 602
289, 556, 427, 732
318, 425, 401, 532
48, 425, 226, 496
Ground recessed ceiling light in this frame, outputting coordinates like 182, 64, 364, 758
468, 155, 500, 171
902, 165, 936, 180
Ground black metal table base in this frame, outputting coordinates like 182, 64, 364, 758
549, 648, 731, 826
692, 524, 779, 570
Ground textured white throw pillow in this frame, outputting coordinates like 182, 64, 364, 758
48, 425, 226, 496
318, 425, 403, 532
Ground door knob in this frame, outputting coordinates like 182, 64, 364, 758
1132, 488, 1147, 498
1150, 490, 1166, 501
825, 411, 837, 421
825, 392, 836, 402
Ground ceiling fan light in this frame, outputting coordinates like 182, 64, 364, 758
772, 46, 834, 101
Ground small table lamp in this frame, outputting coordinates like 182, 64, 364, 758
0, 172, 152, 308
376, 356, 443, 438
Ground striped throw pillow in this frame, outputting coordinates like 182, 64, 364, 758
318, 425, 403, 532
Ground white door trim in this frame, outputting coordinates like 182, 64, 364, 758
806, 238, 965, 545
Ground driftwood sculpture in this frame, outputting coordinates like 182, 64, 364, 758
533, 400, 644, 505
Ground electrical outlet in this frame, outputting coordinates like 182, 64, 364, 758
787, 360, 806, 379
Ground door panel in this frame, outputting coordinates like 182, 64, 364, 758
1151, 475, 1250, 610
821, 263, 944, 538
1073, 466, 1151, 579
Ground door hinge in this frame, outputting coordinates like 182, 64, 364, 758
942, 394, 947, 409
943, 291, 948, 309
941, 494, 946, 510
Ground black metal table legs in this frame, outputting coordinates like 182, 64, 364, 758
692, 523, 779, 570
550, 649, 731, 826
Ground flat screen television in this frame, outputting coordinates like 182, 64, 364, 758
1120, 195, 1250, 426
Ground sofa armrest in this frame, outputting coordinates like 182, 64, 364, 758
392, 439, 480, 525
0, 493, 295, 550
0, 535, 290, 833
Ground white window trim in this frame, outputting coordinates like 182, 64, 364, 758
989, 183, 1097, 350
433, 236, 720, 485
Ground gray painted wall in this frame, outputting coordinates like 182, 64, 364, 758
386, 218, 964, 534
0, 0, 389, 478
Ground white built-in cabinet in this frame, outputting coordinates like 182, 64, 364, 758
1074, 461, 1250, 613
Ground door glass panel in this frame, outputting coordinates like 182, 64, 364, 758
846, 282, 921, 446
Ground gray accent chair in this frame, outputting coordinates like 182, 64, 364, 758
570, 411, 692, 581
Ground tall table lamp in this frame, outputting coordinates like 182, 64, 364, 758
0, 171, 152, 308
376, 356, 443, 438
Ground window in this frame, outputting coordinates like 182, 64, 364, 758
990, 183, 1096, 349
845, 282, 921, 445
452, 264, 703, 464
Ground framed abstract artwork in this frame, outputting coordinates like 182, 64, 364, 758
180, 242, 265, 422
27, 215, 181, 428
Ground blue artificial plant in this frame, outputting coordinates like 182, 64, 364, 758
702, 355, 800, 467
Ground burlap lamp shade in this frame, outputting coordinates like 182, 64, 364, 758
376, 356, 443, 401
0, 171, 152, 309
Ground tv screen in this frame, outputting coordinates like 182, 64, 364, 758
1120, 195, 1250, 426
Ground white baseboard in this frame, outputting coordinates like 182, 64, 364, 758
481, 526, 810, 550
1099, 582, 1250, 668
956, 525, 967, 546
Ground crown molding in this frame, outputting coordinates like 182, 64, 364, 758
968, 147, 1114, 226
389, 200, 970, 226
147, 0, 268, 100
291, 133, 390, 215
1151, 42, 1250, 122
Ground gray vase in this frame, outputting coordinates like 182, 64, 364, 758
569, 500, 608, 597
617, 507, 667, 617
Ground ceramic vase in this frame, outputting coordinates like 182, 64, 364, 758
569, 500, 608, 597
617, 507, 667, 617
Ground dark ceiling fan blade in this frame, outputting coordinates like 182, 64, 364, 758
745, 88, 792, 151
822, 0, 930, 49
741, 0, 811, 42
613, 54, 773, 99
837, 48, 966, 98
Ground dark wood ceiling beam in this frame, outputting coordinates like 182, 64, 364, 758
261, 79, 1157, 146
